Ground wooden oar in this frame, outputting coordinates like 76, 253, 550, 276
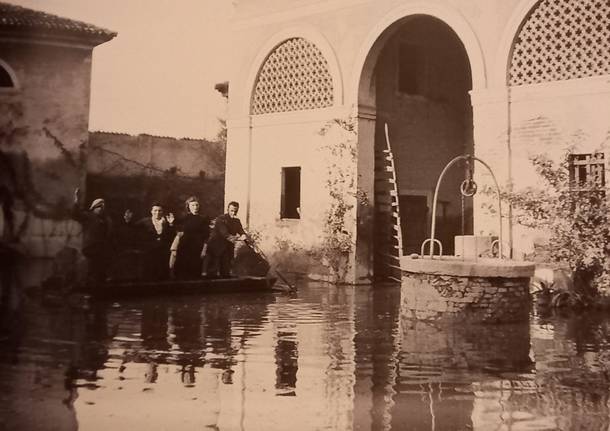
246, 240, 295, 291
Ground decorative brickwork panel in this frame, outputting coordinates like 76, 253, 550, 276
509, 0, 610, 86
251, 38, 334, 114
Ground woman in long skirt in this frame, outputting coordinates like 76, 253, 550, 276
173, 196, 210, 279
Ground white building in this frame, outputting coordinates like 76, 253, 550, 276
223, 0, 610, 283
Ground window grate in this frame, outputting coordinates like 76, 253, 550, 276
251, 38, 334, 115
569, 153, 605, 190
509, 0, 610, 86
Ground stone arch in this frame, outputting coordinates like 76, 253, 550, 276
352, 4, 481, 279
241, 26, 343, 117
351, 2, 486, 105
493, 0, 540, 88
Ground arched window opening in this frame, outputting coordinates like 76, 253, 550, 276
251, 37, 334, 115
509, 0, 610, 86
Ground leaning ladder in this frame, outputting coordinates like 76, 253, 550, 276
373, 123, 403, 282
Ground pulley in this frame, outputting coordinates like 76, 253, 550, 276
460, 178, 478, 197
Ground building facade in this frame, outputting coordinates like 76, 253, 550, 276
224, 0, 610, 282
0, 2, 115, 283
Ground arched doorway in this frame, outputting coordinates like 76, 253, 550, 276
357, 15, 474, 279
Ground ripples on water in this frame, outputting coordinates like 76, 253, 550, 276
2, 281, 610, 430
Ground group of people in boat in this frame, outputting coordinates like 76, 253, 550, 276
72, 188, 248, 284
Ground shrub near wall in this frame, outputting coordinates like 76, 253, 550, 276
506, 151, 610, 307
312, 116, 360, 283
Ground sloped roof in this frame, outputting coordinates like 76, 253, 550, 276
0, 2, 116, 46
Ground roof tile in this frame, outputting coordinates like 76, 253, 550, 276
0, 1, 116, 44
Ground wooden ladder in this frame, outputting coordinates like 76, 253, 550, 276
373, 123, 403, 282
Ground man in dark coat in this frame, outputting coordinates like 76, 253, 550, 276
136, 203, 175, 281
115, 209, 138, 252
72, 188, 113, 284
206, 201, 246, 278
110, 208, 146, 281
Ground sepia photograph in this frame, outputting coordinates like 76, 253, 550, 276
1, 0, 610, 429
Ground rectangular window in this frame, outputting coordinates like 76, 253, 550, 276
398, 43, 423, 95
569, 153, 605, 190
281, 167, 301, 219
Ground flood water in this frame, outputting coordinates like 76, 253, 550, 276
2, 281, 610, 430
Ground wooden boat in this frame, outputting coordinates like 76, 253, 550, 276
87, 276, 280, 298
80, 242, 293, 298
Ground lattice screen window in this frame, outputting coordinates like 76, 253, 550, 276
251, 38, 334, 115
509, 0, 610, 86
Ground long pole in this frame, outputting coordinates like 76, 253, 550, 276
246, 239, 295, 291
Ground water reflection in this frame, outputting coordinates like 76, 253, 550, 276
2, 282, 610, 430
391, 319, 532, 430
275, 329, 298, 396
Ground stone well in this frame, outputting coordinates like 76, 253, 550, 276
400, 256, 535, 323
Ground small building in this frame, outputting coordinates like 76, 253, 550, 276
0, 2, 115, 283
223, 0, 610, 283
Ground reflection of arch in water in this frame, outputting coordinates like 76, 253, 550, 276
352, 285, 402, 430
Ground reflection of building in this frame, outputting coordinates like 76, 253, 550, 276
10, 281, 610, 430
469, 315, 610, 431
70, 287, 362, 431
396, 319, 532, 430
223, 0, 610, 281
0, 301, 108, 431
0, 3, 115, 283
216, 288, 358, 430
4, 280, 552, 430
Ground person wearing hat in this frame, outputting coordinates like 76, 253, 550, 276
72, 188, 114, 284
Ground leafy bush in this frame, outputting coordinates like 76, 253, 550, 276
506, 151, 609, 301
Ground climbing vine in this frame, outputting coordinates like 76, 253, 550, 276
1, 105, 90, 249
315, 114, 367, 282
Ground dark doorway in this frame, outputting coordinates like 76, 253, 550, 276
371, 16, 473, 263
399, 195, 428, 255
